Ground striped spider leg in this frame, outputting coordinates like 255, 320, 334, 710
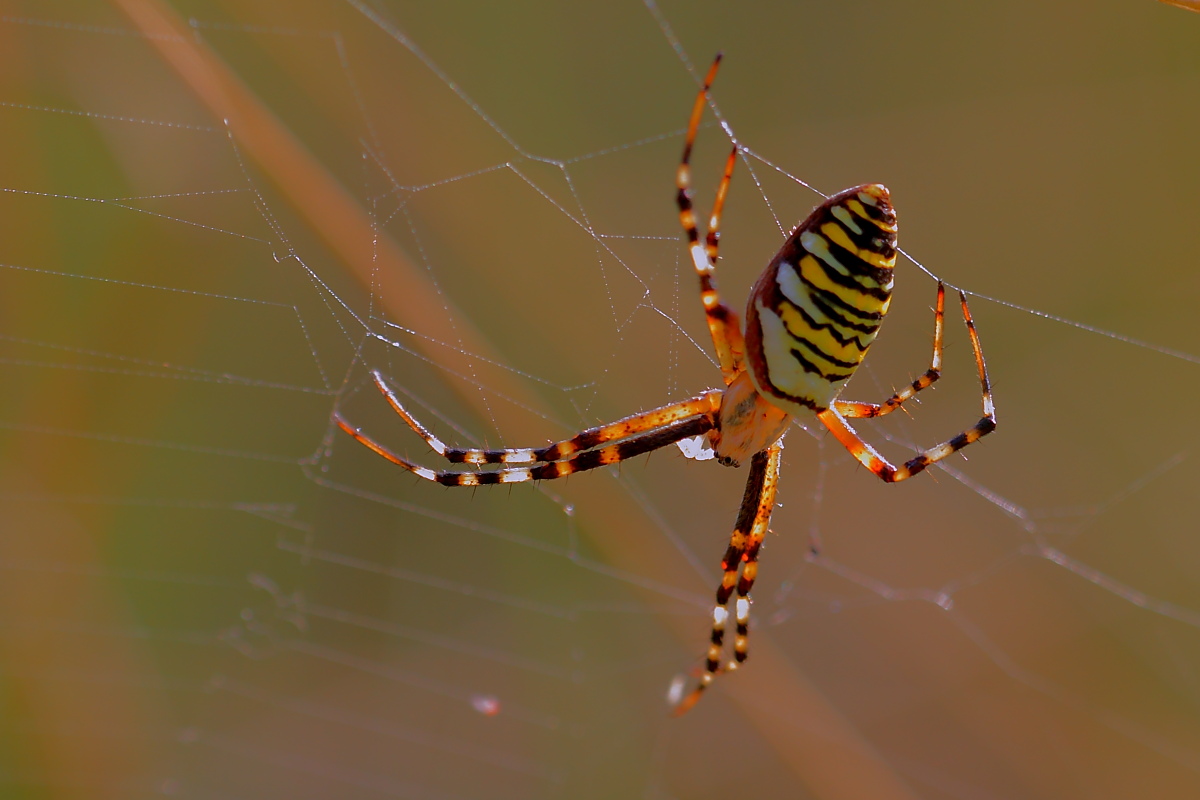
334, 54, 997, 717
333, 370, 723, 486
676, 53, 747, 386
817, 286, 997, 484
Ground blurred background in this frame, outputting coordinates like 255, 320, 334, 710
1, 0, 1199, 798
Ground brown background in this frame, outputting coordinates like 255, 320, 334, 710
0, 1, 1199, 798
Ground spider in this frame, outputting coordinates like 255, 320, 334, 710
333, 54, 996, 715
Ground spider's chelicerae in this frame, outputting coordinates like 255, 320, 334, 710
333, 55, 996, 715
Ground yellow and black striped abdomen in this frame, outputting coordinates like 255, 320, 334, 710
745, 184, 898, 414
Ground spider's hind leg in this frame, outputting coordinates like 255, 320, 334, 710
676, 54, 746, 384
819, 288, 996, 482
834, 282, 946, 420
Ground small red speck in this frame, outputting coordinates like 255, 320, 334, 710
470, 695, 501, 716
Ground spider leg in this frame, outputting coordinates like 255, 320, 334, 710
676, 54, 746, 384
334, 410, 715, 486
366, 370, 721, 465
817, 290, 996, 481
673, 440, 782, 716
835, 282, 945, 419
731, 441, 782, 667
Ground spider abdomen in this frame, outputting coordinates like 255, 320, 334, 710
745, 184, 898, 414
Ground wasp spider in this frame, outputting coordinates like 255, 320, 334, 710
333, 55, 997, 715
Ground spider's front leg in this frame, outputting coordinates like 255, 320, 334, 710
672, 440, 782, 716
334, 372, 725, 486
366, 369, 721, 466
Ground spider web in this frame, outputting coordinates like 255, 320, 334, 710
1, 1, 1199, 798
